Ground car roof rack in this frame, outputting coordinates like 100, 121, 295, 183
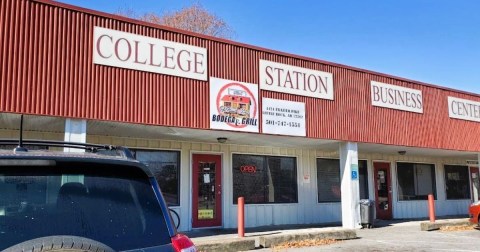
2, 114, 134, 159
0, 139, 135, 159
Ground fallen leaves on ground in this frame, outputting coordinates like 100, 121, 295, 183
272, 238, 339, 251
440, 225, 475, 232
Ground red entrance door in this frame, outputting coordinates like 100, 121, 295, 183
374, 162, 393, 220
192, 154, 222, 228
470, 167, 479, 202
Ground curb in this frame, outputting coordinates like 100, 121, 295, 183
420, 219, 473, 231
195, 237, 256, 252
193, 229, 357, 252
259, 229, 357, 248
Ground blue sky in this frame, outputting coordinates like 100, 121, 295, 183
59, 0, 480, 95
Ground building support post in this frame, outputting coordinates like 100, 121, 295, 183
339, 142, 361, 229
64, 118, 86, 152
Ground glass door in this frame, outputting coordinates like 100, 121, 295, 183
374, 162, 392, 220
471, 167, 479, 202
192, 154, 222, 228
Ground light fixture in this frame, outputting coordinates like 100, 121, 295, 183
217, 137, 227, 143
398, 151, 406, 155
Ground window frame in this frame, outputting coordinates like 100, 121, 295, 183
131, 148, 181, 207
231, 152, 299, 205
395, 161, 437, 201
443, 164, 471, 200
315, 157, 369, 204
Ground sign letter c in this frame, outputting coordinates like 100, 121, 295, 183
96, 34, 113, 59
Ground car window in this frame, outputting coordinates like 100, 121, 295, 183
0, 162, 172, 251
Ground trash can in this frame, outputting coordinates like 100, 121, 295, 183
359, 199, 375, 228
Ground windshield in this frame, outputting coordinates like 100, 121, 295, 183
0, 161, 172, 251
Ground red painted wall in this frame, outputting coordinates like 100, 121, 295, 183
1, 0, 479, 151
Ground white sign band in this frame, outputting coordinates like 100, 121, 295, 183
259, 60, 334, 100
448, 96, 480, 123
370, 81, 423, 113
262, 98, 306, 136
93, 26, 208, 81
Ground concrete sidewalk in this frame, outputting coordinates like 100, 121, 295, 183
254, 217, 479, 252
185, 223, 356, 252
186, 217, 472, 252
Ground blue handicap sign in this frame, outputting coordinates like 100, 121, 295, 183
351, 170, 358, 180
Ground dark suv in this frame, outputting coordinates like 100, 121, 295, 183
0, 141, 196, 252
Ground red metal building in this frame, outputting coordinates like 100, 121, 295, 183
1, 0, 479, 231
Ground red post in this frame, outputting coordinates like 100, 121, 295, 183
238, 197, 245, 237
428, 194, 436, 223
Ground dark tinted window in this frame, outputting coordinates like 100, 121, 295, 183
444, 165, 470, 200
359, 161, 369, 199
317, 159, 369, 202
0, 162, 171, 251
232, 154, 297, 204
317, 158, 341, 202
133, 150, 180, 206
397, 162, 436, 200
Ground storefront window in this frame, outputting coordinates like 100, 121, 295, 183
444, 165, 470, 200
317, 159, 368, 203
397, 162, 436, 201
133, 150, 180, 206
359, 161, 369, 199
317, 159, 341, 202
232, 154, 297, 204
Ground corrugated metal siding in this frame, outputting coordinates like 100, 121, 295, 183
1, 0, 211, 128
1, 0, 480, 151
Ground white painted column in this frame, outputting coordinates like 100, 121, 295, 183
339, 142, 361, 229
63, 119, 87, 184
64, 118, 87, 152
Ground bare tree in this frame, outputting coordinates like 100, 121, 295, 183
116, 3, 234, 39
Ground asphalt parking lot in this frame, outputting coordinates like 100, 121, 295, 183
254, 220, 480, 252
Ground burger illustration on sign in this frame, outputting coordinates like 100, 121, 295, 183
210, 78, 259, 132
